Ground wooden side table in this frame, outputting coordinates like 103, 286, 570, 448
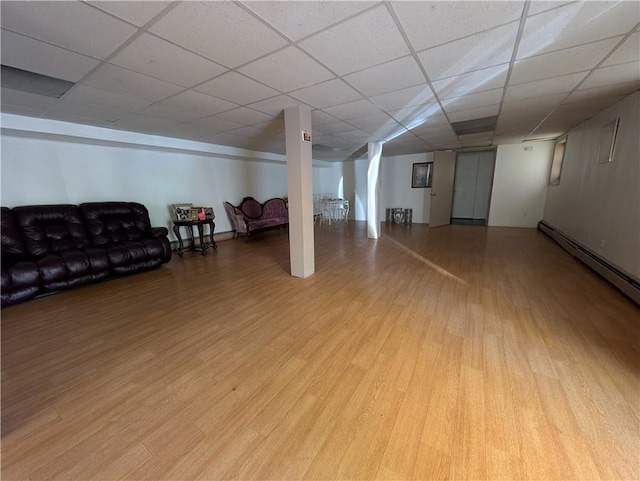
172, 219, 217, 256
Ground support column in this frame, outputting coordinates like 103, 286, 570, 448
367, 141, 383, 239
285, 105, 315, 278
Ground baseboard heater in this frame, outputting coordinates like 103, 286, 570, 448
538, 221, 640, 305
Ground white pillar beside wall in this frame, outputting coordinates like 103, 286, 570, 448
285, 105, 315, 278
367, 141, 383, 239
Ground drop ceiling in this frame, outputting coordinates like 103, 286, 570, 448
1, 1, 638, 160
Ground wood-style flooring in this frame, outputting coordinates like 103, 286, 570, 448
2, 222, 639, 480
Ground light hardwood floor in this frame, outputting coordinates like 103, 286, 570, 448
2, 222, 639, 480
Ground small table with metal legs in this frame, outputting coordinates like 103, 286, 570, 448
172, 219, 217, 256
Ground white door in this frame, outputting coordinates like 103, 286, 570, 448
429, 150, 456, 227
451, 151, 495, 222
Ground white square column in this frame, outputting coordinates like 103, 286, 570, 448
285, 105, 315, 278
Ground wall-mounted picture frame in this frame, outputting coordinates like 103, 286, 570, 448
596, 118, 619, 164
171, 203, 194, 221
412, 162, 433, 188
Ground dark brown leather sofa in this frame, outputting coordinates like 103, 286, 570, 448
1, 202, 171, 307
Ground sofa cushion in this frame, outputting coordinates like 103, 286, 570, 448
239, 197, 263, 219
1, 207, 42, 306
106, 238, 163, 264
1, 207, 29, 264
80, 202, 151, 246
262, 198, 288, 220
1, 263, 41, 307
13, 205, 91, 257
247, 217, 288, 230
36, 247, 110, 292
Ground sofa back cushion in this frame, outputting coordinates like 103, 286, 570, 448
80, 202, 151, 246
262, 198, 288, 220
1, 207, 28, 264
13, 205, 91, 257
239, 197, 263, 219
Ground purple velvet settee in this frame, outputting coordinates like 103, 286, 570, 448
1, 202, 171, 307
224, 197, 288, 239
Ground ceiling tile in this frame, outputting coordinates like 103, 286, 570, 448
417, 22, 518, 81
159, 90, 238, 116
1, 87, 56, 111
42, 111, 113, 127
149, 2, 288, 68
48, 99, 127, 122
242, 1, 376, 41
518, 1, 639, 59
1, 29, 100, 82
510, 37, 621, 84
238, 46, 335, 92
1, 1, 136, 59
343, 56, 425, 97
578, 62, 640, 90
602, 32, 640, 67
299, 5, 409, 75
246, 95, 303, 116
334, 129, 374, 142
568, 82, 639, 102
448, 104, 500, 123
370, 84, 435, 111
505, 71, 587, 102
215, 107, 275, 125
442, 88, 504, 113
527, 1, 573, 16
136, 103, 203, 123
314, 120, 356, 135
562, 94, 626, 112
62, 84, 152, 112
111, 113, 176, 134
500, 93, 567, 118
87, 1, 172, 27
495, 117, 542, 135
411, 123, 456, 139
81, 63, 184, 102
195, 72, 279, 105
322, 99, 383, 121
289, 79, 362, 108
1, 104, 46, 117
432, 64, 509, 99
387, 102, 443, 126
109, 33, 228, 88
187, 116, 246, 133
392, 1, 525, 51
459, 132, 494, 145
311, 110, 339, 125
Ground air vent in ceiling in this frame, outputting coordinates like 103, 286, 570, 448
451, 116, 498, 136
1, 65, 74, 98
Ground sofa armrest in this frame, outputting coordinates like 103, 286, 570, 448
150, 227, 169, 238
230, 213, 248, 235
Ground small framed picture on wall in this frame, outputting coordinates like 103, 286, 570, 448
411, 162, 433, 188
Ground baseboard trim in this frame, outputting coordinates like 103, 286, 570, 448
538, 220, 640, 305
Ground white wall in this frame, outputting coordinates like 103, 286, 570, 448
381, 152, 434, 223
488, 141, 554, 228
343, 157, 369, 221
543, 91, 640, 279
313, 163, 343, 198
0, 115, 340, 240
